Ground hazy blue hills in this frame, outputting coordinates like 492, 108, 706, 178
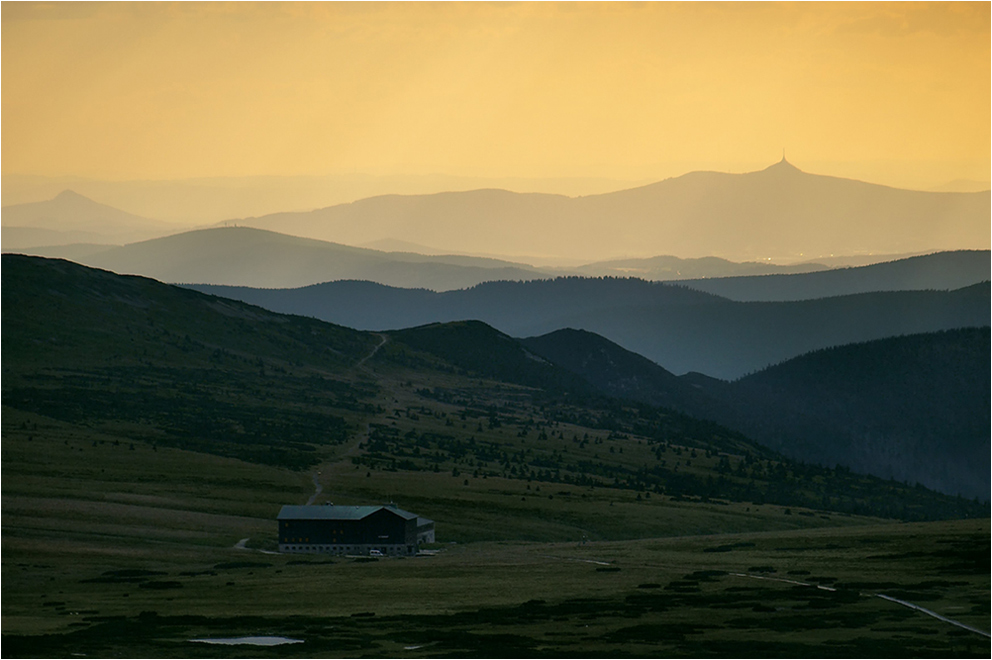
233, 159, 990, 261
680, 250, 991, 301
190, 276, 991, 379
568, 254, 831, 279
19, 226, 547, 291
533, 284, 990, 379
520, 326, 991, 499
190, 275, 722, 332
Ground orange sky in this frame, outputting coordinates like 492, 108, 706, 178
3, 2, 989, 188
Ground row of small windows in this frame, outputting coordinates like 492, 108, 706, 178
281, 545, 416, 554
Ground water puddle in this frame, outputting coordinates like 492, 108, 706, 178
190, 636, 303, 646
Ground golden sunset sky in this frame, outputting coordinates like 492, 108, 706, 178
3, 1, 989, 189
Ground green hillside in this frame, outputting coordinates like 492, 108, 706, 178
3, 254, 381, 469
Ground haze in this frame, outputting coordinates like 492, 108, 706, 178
2, 2, 989, 255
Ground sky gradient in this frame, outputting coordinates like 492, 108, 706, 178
3, 2, 989, 189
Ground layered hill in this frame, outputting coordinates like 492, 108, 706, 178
15, 226, 547, 291
679, 250, 991, 302
4, 254, 983, 523
190, 274, 991, 379
232, 159, 990, 262
2, 190, 180, 248
522, 327, 991, 499
567, 254, 831, 279
520, 328, 720, 415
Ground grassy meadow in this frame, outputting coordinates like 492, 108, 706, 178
3, 400, 989, 657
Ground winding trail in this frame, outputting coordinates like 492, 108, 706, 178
730, 571, 836, 592
302, 334, 391, 507
356, 333, 388, 369
305, 472, 323, 506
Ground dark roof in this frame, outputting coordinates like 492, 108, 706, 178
278, 504, 419, 521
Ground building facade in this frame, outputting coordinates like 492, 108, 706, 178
277, 504, 435, 555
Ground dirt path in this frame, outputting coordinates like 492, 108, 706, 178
875, 594, 991, 638
731, 572, 989, 638
356, 333, 388, 369
303, 334, 390, 506
305, 472, 323, 506
307, 420, 378, 503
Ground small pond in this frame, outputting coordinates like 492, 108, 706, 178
189, 636, 304, 646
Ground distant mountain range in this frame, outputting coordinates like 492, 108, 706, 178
12, 226, 548, 291
563, 255, 832, 279
520, 327, 990, 499
1, 172, 649, 225
190, 257, 990, 379
6, 160, 988, 290
19, 223, 982, 293
228, 159, 990, 261
2, 190, 181, 247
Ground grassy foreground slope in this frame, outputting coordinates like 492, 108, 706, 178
3, 255, 989, 656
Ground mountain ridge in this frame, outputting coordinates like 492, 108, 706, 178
226, 160, 989, 261
2, 189, 180, 247
188, 257, 991, 378
10, 226, 549, 291
678, 250, 991, 301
